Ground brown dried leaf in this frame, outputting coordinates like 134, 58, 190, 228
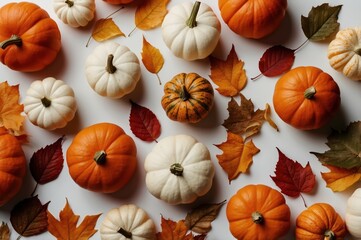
0, 222, 10, 240
156, 217, 194, 240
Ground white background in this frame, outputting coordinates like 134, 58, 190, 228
1, 0, 361, 239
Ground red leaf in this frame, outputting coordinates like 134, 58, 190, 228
129, 100, 161, 142
29, 136, 64, 184
270, 148, 316, 198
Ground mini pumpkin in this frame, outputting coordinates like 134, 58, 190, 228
218, 0, 287, 39
296, 203, 347, 240
345, 188, 361, 239
100, 204, 156, 240
226, 184, 291, 240
144, 135, 215, 204
0, 128, 26, 207
66, 122, 137, 193
161, 72, 214, 123
328, 27, 361, 80
24, 77, 77, 131
273, 66, 341, 130
162, 1, 221, 61
53, 0, 96, 27
0, 2, 61, 72
85, 41, 141, 99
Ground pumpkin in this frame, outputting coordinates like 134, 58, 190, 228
218, 0, 287, 39
0, 2, 61, 72
100, 204, 156, 240
161, 1, 221, 61
161, 72, 214, 123
296, 203, 347, 239
66, 123, 137, 193
24, 77, 77, 131
273, 66, 341, 130
0, 128, 26, 207
102, 0, 134, 5
328, 27, 361, 81
226, 184, 291, 240
85, 41, 141, 99
144, 134, 215, 205
345, 188, 361, 239
53, 0, 96, 28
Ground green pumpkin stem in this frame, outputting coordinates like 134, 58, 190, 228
65, 0, 74, 7
251, 211, 264, 224
41, 97, 51, 108
324, 230, 335, 240
186, 1, 201, 28
180, 85, 191, 101
106, 54, 117, 74
118, 228, 132, 238
170, 163, 183, 176
94, 150, 107, 165
304, 86, 316, 99
0, 35, 22, 49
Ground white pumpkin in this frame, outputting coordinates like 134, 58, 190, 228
161, 1, 221, 61
24, 77, 77, 130
85, 42, 141, 99
346, 188, 361, 239
100, 204, 156, 240
144, 135, 215, 204
328, 27, 361, 80
53, 0, 96, 28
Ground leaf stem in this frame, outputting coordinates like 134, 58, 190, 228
156, 73, 162, 85
250, 72, 263, 81
16, 235, 22, 240
31, 183, 38, 197
300, 193, 308, 208
294, 39, 309, 53
128, 27, 137, 37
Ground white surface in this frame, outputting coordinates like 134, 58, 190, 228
0, 0, 360, 239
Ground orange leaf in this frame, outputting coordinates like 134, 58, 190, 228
86, 18, 125, 47
133, 0, 169, 32
141, 35, 164, 84
157, 217, 194, 240
209, 45, 247, 97
215, 131, 260, 182
321, 164, 361, 192
47, 199, 101, 240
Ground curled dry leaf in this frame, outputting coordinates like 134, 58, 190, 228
0, 222, 10, 240
321, 164, 361, 192
141, 36, 164, 85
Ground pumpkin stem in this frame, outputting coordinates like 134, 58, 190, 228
304, 86, 316, 99
170, 163, 183, 176
180, 85, 191, 101
41, 97, 52, 108
186, 1, 201, 28
118, 227, 132, 238
355, 48, 361, 56
65, 0, 74, 7
251, 211, 264, 224
324, 229, 335, 240
0, 35, 22, 49
106, 54, 117, 74
94, 150, 107, 165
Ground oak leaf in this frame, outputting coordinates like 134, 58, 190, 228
215, 132, 260, 182
209, 45, 247, 97
87, 18, 124, 47
0, 222, 10, 240
47, 199, 101, 240
141, 36, 164, 85
156, 217, 194, 240
321, 164, 361, 192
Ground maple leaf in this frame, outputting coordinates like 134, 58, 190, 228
215, 131, 260, 182
321, 164, 361, 192
209, 45, 247, 97
0, 222, 10, 240
141, 35, 164, 85
156, 217, 194, 240
271, 148, 316, 207
47, 199, 101, 240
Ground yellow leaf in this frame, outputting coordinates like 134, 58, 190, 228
321, 164, 361, 192
134, 0, 169, 31
141, 35, 164, 84
90, 18, 124, 45
264, 103, 279, 132
215, 132, 260, 182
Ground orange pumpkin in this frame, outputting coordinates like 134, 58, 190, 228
226, 184, 291, 240
218, 0, 287, 39
66, 123, 137, 193
0, 128, 26, 207
296, 203, 347, 240
0, 2, 61, 72
102, 0, 134, 4
273, 66, 341, 130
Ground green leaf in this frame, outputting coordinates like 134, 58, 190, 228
301, 3, 342, 41
311, 121, 361, 169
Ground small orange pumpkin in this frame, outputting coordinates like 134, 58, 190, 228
0, 2, 61, 72
273, 66, 341, 130
0, 128, 26, 207
296, 203, 347, 240
102, 0, 134, 4
66, 123, 137, 193
226, 184, 291, 240
218, 0, 287, 39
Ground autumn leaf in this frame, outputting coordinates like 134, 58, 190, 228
301, 3, 342, 41
141, 35, 164, 85
0, 222, 10, 240
10, 196, 49, 237
215, 132, 260, 182
321, 164, 361, 192
47, 199, 101, 240
156, 217, 194, 240
87, 18, 125, 47
209, 45, 247, 97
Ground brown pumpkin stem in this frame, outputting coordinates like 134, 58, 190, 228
94, 150, 107, 165
106, 54, 117, 74
186, 1, 201, 28
304, 86, 316, 99
355, 48, 361, 56
0, 35, 22, 49
118, 227, 132, 238
324, 229, 335, 240
251, 211, 264, 224
65, 0, 74, 7
180, 85, 191, 101
170, 163, 183, 176
41, 97, 52, 108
